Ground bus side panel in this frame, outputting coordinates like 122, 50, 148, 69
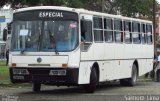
118, 44, 134, 79
113, 44, 124, 79
99, 60, 133, 81
138, 44, 153, 76
138, 59, 153, 76
96, 61, 105, 82
92, 43, 105, 82
118, 60, 133, 79
68, 49, 81, 68
103, 43, 115, 81
102, 61, 114, 81
78, 62, 91, 84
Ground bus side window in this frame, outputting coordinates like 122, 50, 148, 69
141, 23, 146, 44
132, 22, 141, 44
104, 18, 113, 42
93, 16, 103, 42
146, 24, 153, 44
124, 21, 132, 43
114, 19, 123, 43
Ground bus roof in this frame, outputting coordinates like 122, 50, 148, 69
14, 6, 152, 24
14, 6, 75, 13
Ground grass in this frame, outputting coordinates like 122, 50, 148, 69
0, 60, 6, 66
0, 61, 31, 87
0, 60, 10, 84
0, 61, 31, 88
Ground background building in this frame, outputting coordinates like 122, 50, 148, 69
0, 4, 13, 59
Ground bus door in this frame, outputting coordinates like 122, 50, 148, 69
79, 14, 94, 84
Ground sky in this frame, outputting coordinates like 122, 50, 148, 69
157, 0, 160, 4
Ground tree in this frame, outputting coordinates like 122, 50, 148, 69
80, 0, 102, 12
7, 0, 102, 12
104, 0, 158, 20
104, 0, 119, 14
1, 0, 158, 21
0, 0, 10, 7
118, 0, 154, 19
8, 0, 83, 8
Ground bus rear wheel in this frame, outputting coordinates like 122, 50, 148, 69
128, 64, 138, 86
83, 67, 97, 93
32, 83, 41, 92
120, 64, 138, 86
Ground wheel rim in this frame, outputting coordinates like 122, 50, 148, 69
132, 68, 137, 83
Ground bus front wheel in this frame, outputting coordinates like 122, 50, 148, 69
32, 83, 41, 92
83, 67, 97, 93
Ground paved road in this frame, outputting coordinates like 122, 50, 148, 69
0, 79, 160, 101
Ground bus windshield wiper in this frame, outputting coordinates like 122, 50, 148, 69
37, 29, 41, 51
54, 45, 59, 55
21, 48, 26, 54
49, 30, 59, 55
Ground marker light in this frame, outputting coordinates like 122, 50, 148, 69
12, 63, 17, 68
62, 64, 68, 68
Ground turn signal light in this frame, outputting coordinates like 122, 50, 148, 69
62, 64, 68, 68
12, 63, 17, 68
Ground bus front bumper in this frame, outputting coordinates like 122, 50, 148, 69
9, 67, 79, 86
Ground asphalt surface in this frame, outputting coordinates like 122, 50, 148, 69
0, 79, 160, 101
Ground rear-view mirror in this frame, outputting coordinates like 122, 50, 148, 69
3, 29, 7, 41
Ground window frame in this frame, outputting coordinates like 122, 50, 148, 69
124, 20, 132, 44
146, 24, 153, 45
93, 16, 103, 43
132, 22, 141, 44
104, 18, 114, 43
114, 19, 123, 43
81, 19, 93, 43
141, 23, 146, 44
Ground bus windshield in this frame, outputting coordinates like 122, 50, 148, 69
11, 10, 78, 52
42, 21, 78, 52
11, 20, 78, 52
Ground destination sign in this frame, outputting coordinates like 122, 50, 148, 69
39, 12, 63, 18
13, 10, 78, 21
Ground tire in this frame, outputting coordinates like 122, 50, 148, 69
120, 64, 138, 86
128, 64, 138, 86
32, 83, 41, 92
156, 69, 160, 82
83, 67, 97, 93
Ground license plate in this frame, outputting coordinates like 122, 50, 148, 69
49, 70, 66, 76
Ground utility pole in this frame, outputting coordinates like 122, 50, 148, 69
153, 0, 156, 53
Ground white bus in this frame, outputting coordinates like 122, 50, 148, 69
4, 6, 154, 93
